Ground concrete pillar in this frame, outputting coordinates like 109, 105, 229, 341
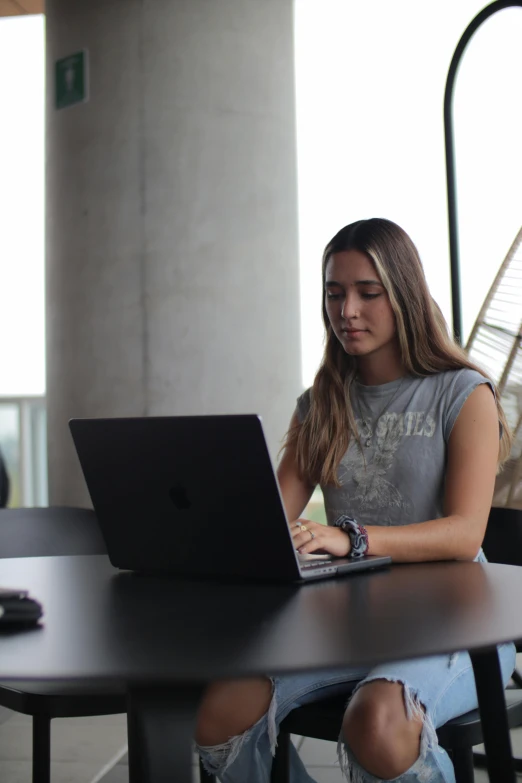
45, 0, 301, 506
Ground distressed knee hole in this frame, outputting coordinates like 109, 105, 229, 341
196, 677, 278, 776
337, 678, 439, 782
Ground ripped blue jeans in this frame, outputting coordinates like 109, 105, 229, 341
196, 642, 516, 782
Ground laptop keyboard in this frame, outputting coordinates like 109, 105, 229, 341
300, 560, 333, 569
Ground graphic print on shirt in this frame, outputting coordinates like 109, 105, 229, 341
336, 410, 436, 521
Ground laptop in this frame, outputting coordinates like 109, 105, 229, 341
69, 415, 391, 582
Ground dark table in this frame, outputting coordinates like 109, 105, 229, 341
0, 555, 522, 782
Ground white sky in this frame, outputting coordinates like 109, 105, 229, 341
1, 4, 522, 395
0, 15, 45, 396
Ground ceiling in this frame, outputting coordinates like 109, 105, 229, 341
0, 0, 43, 15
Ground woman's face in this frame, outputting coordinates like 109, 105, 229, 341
324, 249, 398, 359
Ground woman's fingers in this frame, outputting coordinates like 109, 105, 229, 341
290, 519, 321, 551
296, 529, 317, 548
291, 519, 316, 540
291, 520, 351, 558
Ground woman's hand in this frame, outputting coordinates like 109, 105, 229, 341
290, 519, 351, 558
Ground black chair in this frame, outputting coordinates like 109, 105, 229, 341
482, 507, 522, 568
198, 506, 522, 783
0, 506, 127, 783
473, 505, 522, 773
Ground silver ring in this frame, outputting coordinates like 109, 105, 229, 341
309, 531, 315, 541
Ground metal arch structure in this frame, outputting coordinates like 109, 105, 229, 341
444, 0, 522, 344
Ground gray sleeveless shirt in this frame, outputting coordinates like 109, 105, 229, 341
296, 369, 494, 529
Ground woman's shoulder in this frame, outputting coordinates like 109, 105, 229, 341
295, 387, 312, 423
436, 367, 493, 399
446, 366, 491, 386
413, 367, 492, 395
426, 367, 495, 440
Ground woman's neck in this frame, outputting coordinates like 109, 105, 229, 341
355, 349, 406, 386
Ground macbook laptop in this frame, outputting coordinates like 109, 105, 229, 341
69, 415, 391, 582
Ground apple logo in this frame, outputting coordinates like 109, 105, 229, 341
169, 483, 191, 510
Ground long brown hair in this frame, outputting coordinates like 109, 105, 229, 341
287, 218, 511, 486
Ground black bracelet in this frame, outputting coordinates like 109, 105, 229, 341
334, 515, 369, 558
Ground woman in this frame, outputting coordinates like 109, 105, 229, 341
195, 218, 516, 783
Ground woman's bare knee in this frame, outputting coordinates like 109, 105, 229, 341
342, 680, 423, 779
196, 676, 273, 746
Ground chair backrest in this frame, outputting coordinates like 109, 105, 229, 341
0, 506, 107, 558
482, 506, 522, 566
0, 452, 9, 508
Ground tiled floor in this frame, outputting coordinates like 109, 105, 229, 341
0, 708, 127, 783
1, 703, 522, 782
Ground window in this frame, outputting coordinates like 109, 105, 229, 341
295, 0, 522, 386
0, 15, 46, 506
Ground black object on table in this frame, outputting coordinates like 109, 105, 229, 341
0, 588, 43, 626
0, 555, 521, 783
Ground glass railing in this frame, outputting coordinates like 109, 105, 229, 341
0, 397, 47, 507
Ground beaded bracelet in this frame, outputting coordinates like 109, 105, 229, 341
334, 515, 369, 558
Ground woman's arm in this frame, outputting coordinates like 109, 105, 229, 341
276, 413, 316, 521
277, 414, 354, 557
295, 383, 500, 562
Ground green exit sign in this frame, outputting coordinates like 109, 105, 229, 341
55, 51, 89, 110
